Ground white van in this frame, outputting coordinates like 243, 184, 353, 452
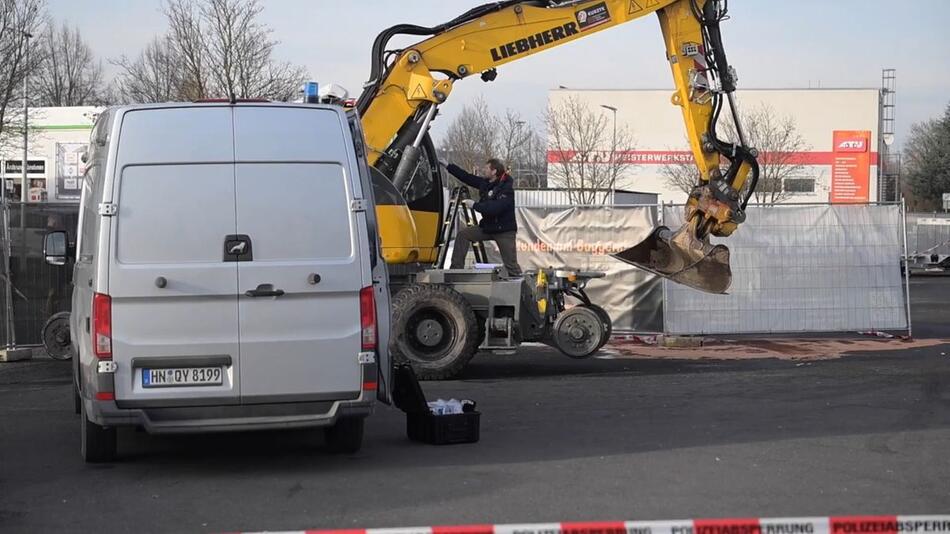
44, 102, 392, 462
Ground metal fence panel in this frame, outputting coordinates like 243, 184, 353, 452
662, 203, 908, 335
515, 188, 658, 208
905, 213, 950, 258
0, 202, 79, 346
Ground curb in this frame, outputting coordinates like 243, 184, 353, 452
247, 515, 950, 534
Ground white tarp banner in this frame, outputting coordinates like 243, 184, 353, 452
662, 203, 909, 334
512, 206, 662, 332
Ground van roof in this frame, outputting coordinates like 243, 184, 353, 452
107, 101, 349, 115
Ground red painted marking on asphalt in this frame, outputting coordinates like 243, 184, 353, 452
831, 516, 899, 534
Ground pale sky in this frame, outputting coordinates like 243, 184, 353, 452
48, 0, 950, 145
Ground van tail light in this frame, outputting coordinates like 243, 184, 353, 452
359, 286, 377, 351
92, 293, 112, 359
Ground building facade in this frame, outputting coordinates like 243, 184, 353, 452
548, 88, 882, 205
1, 106, 100, 203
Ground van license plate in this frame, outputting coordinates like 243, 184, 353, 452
142, 367, 223, 388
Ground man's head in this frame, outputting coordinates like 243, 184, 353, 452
482, 158, 507, 181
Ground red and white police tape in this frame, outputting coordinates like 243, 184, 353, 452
249, 515, 950, 534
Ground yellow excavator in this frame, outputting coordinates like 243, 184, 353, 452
352, 0, 759, 378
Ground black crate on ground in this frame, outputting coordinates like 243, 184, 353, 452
392, 364, 481, 445
407, 411, 480, 445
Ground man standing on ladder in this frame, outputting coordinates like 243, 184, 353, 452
439, 157, 522, 277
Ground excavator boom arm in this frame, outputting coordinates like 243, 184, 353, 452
358, 0, 759, 293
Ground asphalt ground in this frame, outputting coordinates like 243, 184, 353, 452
0, 277, 948, 533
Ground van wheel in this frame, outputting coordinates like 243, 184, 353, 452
391, 284, 479, 380
324, 417, 364, 454
81, 403, 116, 463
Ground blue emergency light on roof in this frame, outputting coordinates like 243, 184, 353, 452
303, 81, 319, 104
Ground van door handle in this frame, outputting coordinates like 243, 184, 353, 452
245, 284, 285, 298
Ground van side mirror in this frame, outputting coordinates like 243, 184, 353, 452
44, 231, 69, 266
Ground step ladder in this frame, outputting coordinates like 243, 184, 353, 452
434, 186, 487, 268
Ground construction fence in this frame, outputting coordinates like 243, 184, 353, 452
661, 203, 909, 335
0, 202, 78, 347
0, 200, 915, 347
514, 201, 911, 336
905, 212, 950, 261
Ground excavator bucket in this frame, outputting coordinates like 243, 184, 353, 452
612, 222, 732, 294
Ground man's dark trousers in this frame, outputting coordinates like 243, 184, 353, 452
450, 226, 522, 277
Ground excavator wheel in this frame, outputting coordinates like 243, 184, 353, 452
580, 304, 613, 350
43, 312, 73, 360
390, 283, 480, 380
551, 306, 605, 359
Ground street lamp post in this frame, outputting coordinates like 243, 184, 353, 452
21, 31, 32, 203
600, 104, 618, 161
515, 120, 534, 187
600, 104, 618, 194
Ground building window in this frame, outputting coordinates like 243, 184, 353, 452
784, 178, 815, 193
755, 178, 783, 193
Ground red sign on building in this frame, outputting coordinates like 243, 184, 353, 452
830, 130, 871, 203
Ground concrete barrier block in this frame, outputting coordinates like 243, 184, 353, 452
0, 347, 33, 362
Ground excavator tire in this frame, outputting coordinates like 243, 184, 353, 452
581, 303, 613, 350
390, 283, 479, 380
551, 306, 605, 359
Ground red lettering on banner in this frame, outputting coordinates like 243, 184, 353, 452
546, 150, 878, 166
693, 518, 762, 534
560, 521, 628, 534
434, 526, 496, 534
830, 516, 898, 534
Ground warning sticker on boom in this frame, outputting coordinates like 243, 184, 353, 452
576, 2, 611, 31
410, 83, 427, 100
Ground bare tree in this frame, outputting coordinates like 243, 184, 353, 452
545, 95, 635, 204
113, 0, 306, 103
439, 97, 499, 177
0, 0, 46, 154
498, 109, 524, 170
112, 36, 184, 104
660, 103, 809, 205
659, 154, 699, 197
439, 97, 499, 191
164, 0, 206, 100
439, 98, 547, 189
35, 22, 105, 106
498, 111, 546, 188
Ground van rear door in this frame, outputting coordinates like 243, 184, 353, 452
232, 106, 366, 402
108, 107, 241, 406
